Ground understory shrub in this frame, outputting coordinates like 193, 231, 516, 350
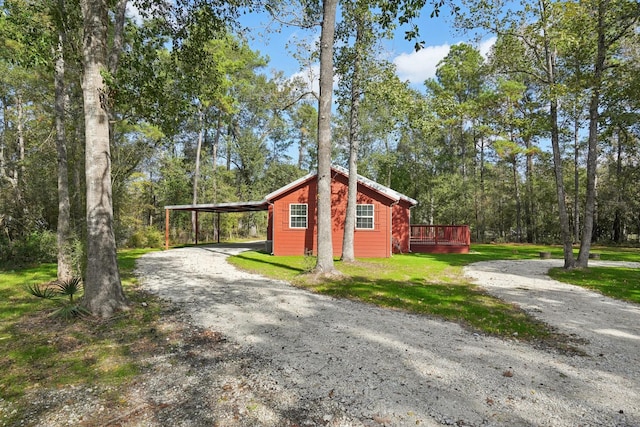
126, 226, 164, 249
0, 230, 57, 266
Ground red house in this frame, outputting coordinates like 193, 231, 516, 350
265, 166, 416, 258
164, 166, 470, 255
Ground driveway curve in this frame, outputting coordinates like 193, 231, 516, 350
136, 244, 640, 426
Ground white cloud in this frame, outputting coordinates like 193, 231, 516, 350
289, 64, 320, 97
126, 3, 143, 25
393, 43, 451, 84
393, 37, 498, 85
288, 62, 342, 100
478, 36, 497, 58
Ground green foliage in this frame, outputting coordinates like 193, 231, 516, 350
56, 277, 82, 303
25, 276, 86, 319
25, 282, 56, 299
302, 250, 316, 273
52, 303, 90, 321
126, 226, 164, 249
0, 249, 160, 406
0, 230, 57, 267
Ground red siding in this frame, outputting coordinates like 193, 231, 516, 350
330, 172, 392, 258
392, 200, 412, 253
269, 170, 403, 258
271, 179, 317, 256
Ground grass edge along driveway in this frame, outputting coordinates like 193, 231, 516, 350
228, 244, 640, 344
0, 249, 165, 409
0, 243, 637, 418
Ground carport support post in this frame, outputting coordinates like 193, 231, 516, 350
165, 208, 170, 250
195, 211, 199, 245
217, 212, 220, 243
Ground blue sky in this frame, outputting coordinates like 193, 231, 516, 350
238, 6, 496, 89
125, 3, 495, 88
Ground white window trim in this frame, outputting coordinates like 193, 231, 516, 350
356, 204, 375, 230
289, 203, 308, 229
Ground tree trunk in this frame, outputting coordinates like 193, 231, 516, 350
54, 23, 74, 282
80, 0, 127, 317
314, 0, 338, 275
108, 0, 127, 74
540, 0, 574, 268
341, 138, 358, 262
512, 158, 522, 242
0, 97, 6, 183
612, 130, 623, 243
573, 116, 580, 243
192, 110, 204, 238
212, 114, 221, 203
577, 0, 608, 268
226, 123, 235, 171
341, 17, 365, 263
17, 97, 25, 186
298, 135, 306, 170
550, 99, 575, 268
72, 112, 85, 237
524, 136, 535, 243
479, 137, 486, 241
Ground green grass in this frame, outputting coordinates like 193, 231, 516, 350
1, 242, 637, 421
0, 248, 164, 407
439, 243, 639, 265
229, 244, 640, 342
549, 266, 640, 304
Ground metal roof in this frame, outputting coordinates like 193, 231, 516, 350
331, 165, 418, 206
164, 200, 269, 213
165, 165, 417, 213
263, 165, 417, 206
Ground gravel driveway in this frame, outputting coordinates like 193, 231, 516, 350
137, 244, 640, 427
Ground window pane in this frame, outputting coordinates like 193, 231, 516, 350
356, 204, 374, 229
356, 217, 373, 229
356, 205, 373, 216
290, 204, 307, 228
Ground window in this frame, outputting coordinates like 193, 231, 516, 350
289, 204, 308, 228
356, 204, 374, 229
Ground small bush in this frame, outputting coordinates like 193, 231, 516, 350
26, 277, 87, 320
1, 230, 57, 266
127, 230, 146, 248
126, 227, 164, 249
302, 249, 316, 273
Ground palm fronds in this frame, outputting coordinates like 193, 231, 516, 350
25, 283, 57, 299
25, 277, 86, 320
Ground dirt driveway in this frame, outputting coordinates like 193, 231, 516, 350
137, 244, 640, 427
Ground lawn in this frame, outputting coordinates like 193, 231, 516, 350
229, 243, 640, 341
1, 242, 637, 422
0, 249, 164, 410
549, 266, 640, 304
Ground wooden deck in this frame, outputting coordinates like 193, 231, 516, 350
410, 225, 470, 254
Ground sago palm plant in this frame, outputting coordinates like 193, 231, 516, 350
26, 277, 88, 319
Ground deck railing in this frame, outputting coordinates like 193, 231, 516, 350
410, 225, 470, 246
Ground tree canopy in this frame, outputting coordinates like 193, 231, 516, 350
0, 0, 639, 308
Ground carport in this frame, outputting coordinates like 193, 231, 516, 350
164, 201, 269, 249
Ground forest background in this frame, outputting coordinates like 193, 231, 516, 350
1, 0, 639, 272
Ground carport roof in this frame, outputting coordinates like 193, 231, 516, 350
164, 200, 269, 213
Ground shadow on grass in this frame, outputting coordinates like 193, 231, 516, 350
308, 274, 551, 340
400, 244, 640, 266
232, 252, 306, 275
0, 248, 165, 404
